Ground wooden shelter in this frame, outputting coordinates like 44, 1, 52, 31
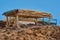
3, 9, 52, 28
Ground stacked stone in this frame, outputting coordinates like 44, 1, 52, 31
0, 25, 60, 40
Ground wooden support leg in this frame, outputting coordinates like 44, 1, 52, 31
16, 15, 19, 27
13, 15, 19, 28
13, 16, 16, 24
6, 16, 9, 28
9, 17, 10, 25
13, 16, 17, 27
9, 17, 12, 27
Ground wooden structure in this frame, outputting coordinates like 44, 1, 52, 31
3, 9, 52, 28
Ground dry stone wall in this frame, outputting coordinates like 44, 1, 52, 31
0, 25, 60, 40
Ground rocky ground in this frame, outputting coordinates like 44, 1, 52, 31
0, 25, 60, 40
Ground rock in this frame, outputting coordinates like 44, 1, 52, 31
25, 29, 33, 34
1, 30, 6, 33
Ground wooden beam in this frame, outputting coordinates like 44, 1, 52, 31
17, 14, 45, 18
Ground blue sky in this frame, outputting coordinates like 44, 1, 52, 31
0, 0, 60, 25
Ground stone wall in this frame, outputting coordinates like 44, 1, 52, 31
0, 25, 60, 40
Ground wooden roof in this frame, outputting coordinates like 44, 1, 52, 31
3, 9, 52, 18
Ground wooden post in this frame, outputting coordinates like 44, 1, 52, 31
6, 16, 9, 28
14, 17, 16, 24
13, 16, 17, 27
9, 17, 11, 25
13, 15, 19, 28
16, 15, 19, 27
